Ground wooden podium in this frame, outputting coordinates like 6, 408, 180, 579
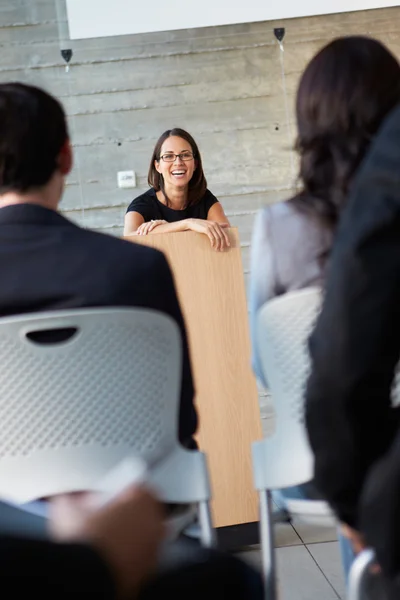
126, 228, 262, 529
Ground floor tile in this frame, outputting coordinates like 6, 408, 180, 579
236, 522, 301, 559
292, 518, 338, 544
236, 542, 341, 600
235, 545, 261, 570
276, 544, 341, 600
307, 541, 346, 600
275, 522, 302, 548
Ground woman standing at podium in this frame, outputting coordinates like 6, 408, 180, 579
124, 128, 230, 251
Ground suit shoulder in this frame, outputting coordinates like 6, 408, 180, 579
77, 227, 167, 266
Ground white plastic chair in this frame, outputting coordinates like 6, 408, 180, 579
251, 287, 335, 599
0, 307, 215, 547
348, 549, 377, 600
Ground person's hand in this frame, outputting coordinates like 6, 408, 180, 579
186, 219, 230, 251
340, 523, 367, 555
340, 523, 381, 574
49, 486, 165, 599
136, 220, 167, 235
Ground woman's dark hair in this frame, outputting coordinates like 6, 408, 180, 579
0, 82, 68, 193
148, 128, 207, 208
294, 36, 400, 228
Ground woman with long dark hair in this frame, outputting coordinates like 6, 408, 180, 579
251, 35, 400, 383
249, 35, 400, 580
124, 128, 230, 251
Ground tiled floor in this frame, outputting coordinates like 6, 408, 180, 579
237, 520, 346, 600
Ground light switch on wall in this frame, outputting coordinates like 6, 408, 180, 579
117, 170, 136, 188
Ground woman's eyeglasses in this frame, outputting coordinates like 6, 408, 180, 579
160, 152, 194, 162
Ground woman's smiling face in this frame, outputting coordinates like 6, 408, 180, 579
155, 136, 196, 189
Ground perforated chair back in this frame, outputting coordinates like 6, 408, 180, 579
252, 287, 323, 490
0, 308, 211, 511
251, 288, 333, 600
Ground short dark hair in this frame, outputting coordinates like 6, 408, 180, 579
0, 82, 69, 193
294, 36, 400, 228
148, 128, 207, 208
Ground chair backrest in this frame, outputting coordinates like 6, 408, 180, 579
0, 308, 183, 503
256, 287, 322, 485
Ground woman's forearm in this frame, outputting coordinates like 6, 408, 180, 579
146, 220, 191, 235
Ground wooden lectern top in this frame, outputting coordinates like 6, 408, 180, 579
125, 228, 262, 528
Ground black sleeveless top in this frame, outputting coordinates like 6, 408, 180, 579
126, 188, 218, 223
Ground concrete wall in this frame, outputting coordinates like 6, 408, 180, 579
1, 1, 400, 426
1, 3, 399, 268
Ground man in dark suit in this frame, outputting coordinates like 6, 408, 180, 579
0, 82, 196, 447
305, 102, 400, 596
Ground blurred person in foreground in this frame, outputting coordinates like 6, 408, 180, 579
0, 483, 263, 599
249, 35, 400, 581
0, 485, 164, 599
305, 99, 400, 598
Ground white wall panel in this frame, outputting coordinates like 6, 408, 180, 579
66, 0, 400, 39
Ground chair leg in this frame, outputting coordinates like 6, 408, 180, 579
259, 489, 277, 600
198, 500, 217, 548
348, 549, 375, 600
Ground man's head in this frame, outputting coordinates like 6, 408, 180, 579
0, 82, 72, 206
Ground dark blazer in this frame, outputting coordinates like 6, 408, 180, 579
0, 532, 265, 600
304, 103, 400, 576
0, 203, 197, 444
0, 534, 115, 598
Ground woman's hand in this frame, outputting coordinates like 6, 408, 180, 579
49, 486, 165, 599
136, 220, 167, 235
134, 218, 231, 250
186, 219, 230, 251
